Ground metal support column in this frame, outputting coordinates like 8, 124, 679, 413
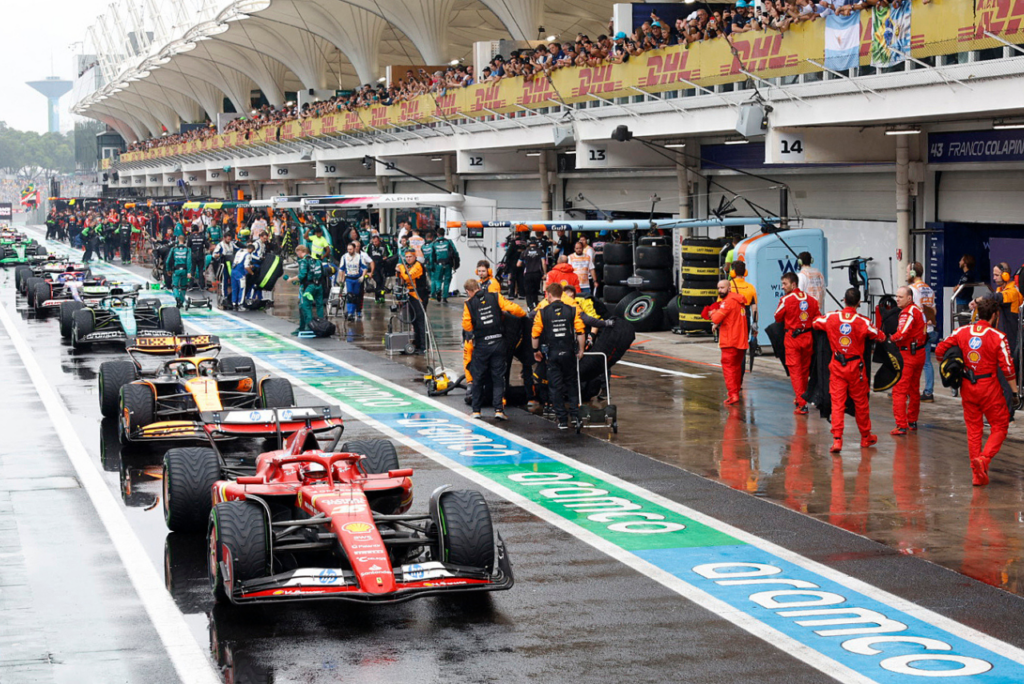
896, 135, 911, 269
539, 151, 551, 220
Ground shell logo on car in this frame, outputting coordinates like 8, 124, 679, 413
342, 522, 373, 534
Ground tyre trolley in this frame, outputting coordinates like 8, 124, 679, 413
575, 351, 618, 434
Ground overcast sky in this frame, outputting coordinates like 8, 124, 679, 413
2, 0, 101, 134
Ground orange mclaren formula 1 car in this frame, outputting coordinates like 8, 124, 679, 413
97, 334, 336, 445
162, 429, 513, 605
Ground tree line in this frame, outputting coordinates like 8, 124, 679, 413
0, 120, 104, 175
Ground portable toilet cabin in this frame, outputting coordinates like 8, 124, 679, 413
732, 228, 828, 347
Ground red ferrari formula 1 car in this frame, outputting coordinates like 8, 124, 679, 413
163, 429, 512, 605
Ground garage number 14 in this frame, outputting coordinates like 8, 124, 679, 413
780, 140, 803, 154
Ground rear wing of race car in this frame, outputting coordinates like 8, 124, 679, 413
201, 406, 341, 444
126, 333, 221, 359
127, 406, 343, 447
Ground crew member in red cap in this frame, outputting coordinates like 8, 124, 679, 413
936, 297, 1017, 486
774, 271, 820, 414
889, 286, 928, 435
710, 279, 748, 406
813, 288, 886, 453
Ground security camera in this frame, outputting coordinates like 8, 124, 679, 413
362, 155, 373, 170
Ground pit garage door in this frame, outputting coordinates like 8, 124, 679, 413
937, 170, 1024, 224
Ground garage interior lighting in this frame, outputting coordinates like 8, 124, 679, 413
525, 152, 541, 157
884, 125, 922, 135
564, 150, 577, 155
723, 138, 749, 145
430, 157, 443, 161
993, 119, 1024, 130
664, 142, 686, 148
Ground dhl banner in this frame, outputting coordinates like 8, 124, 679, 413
119, 0, 1013, 164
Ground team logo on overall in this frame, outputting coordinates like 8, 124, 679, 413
968, 351, 982, 363
799, 312, 809, 321
969, 336, 983, 350
799, 301, 809, 311
839, 336, 852, 347
839, 323, 852, 335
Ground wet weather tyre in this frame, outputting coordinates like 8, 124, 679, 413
634, 268, 673, 291
99, 361, 138, 418
259, 377, 294, 409
636, 245, 672, 269
681, 238, 724, 261
602, 264, 633, 285
437, 490, 495, 572
602, 243, 633, 265
33, 282, 51, 311
71, 308, 94, 347
680, 262, 719, 282
617, 293, 661, 333
602, 285, 634, 306
164, 447, 222, 533
640, 289, 675, 311
612, 290, 642, 318
159, 306, 184, 334
678, 286, 718, 307
15, 266, 31, 291
36, 245, 48, 256
679, 302, 713, 332
219, 356, 257, 386
60, 301, 84, 338
208, 502, 268, 602
663, 296, 681, 330
342, 439, 400, 475
25, 277, 42, 306
120, 383, 155, 437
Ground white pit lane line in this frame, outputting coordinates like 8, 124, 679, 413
28, 228, 1024, 681
616, 359, 706, 378
0, 300, 221, 684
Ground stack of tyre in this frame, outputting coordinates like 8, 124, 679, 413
602, 238, 677, 333
675, 237, 727, 335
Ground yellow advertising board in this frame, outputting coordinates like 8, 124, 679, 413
116, 0, 992, 164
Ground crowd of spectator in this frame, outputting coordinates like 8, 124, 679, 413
125, 0, 904, 155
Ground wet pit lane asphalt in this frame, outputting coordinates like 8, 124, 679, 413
7, 228, 1024, 684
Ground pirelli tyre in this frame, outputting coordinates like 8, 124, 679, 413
33, 281, 52, 311
579, 318, 635, 400
71, 308, 95, 348
15, 266, 31, 291
603, 263, 633, 285
99, 361, 139, 418
120, 383, 155, 440
25, 277, 43, 307
678, 286, 719, 307
436, 489, 495, 573
602, 284, 634, 306
35, 245, 47, 256
679, 302, 713, 332
634, 268, 673, 291
663, 295, 681, 330
159, 306, 184, 334
680, 237, 725, 262
208, 501, 268, 602
219, 356, 258, 386
602, 242, 633, 266
259, 377, 294, 408
60, 300, 84, 338
636, 244, 672, 269
164, 447, 222, 533
615, 292, 662, 333
342, 439, 400, 475
680, 262, 719, 283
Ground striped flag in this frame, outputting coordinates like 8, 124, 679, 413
824, 13, 861, 71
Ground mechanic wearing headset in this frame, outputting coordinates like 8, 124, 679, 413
813, 288, 887, 453
396, 249, 427, 354
937, 297, 1018, 486
774, 271, 820, 415
165, 234, 193, 308
889, 285, 928, 436
906, 262, 939, 403
532, 282, 586, 430
971, 262, 1023, 362
464, 278, 525, 421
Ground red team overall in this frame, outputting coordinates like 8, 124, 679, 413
813, 288, 886, 453
889, 286, 928, 435
774, 273, 820, 414
936, 298, 1018, 486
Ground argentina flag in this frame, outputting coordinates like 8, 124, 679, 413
824, 13, 861, 71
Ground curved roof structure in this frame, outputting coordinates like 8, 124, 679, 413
74, 0, 611, 141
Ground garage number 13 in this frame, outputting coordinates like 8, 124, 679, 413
589, 149, 607, 161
